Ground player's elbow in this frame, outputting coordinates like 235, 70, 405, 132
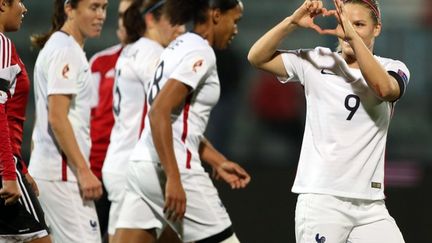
247, 50, 262, 68
148, 105, 165, 128
374, 84, 400, 102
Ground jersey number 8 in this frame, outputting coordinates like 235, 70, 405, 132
148, 61, 164, 105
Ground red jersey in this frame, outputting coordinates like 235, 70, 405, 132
89, 45, 122, 179
7, 44, 30, 174
0, 34, 22, 180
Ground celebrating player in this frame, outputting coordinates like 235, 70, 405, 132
248, 0, 409, 242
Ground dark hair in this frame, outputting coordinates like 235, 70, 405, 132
344, 0, 381, 24
123, 0, 164, 44
30, 0, 80, 49
165, 0, 240, 25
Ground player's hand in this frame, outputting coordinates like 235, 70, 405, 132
77, 168, 102, 201
0, 180, 21, 205
290, 0, 328, 33
317, 0, 359, 41
212, 161, 251, 189
24, 173, 39, 197
164, 177, 186, 222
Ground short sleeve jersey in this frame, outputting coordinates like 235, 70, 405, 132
279, 47, 410, 200
29, 32, 93, 182
130, 32, 219, 172
102, 38, 163, 175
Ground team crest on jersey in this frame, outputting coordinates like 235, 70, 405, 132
89, 220, 98, 232
62, 64, 70, 79
315, 233, 326, 243
192, 59, 204, 73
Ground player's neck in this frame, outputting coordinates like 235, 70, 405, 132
61, 22, 86, 48
193, 22, 214, 47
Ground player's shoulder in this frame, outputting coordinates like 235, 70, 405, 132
127, 38, 163, 56
0, 32, 12, 46
89, 44, 122, 64
0, 32, 13, 68
374, 55, 407, 68
167, 32, 212, 54
41, 32, 82, 59
279, 46, 326, 58
45, 31, 75, 48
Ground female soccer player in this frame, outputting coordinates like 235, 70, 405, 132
29, 0, 108, 242
113, 0, 250, 242
0, 0, 51, 242
248, 0, 409, 242
102, 0, 183, 241
89, 0, 133, 239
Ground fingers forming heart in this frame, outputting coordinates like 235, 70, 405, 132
308, 9, 342, 37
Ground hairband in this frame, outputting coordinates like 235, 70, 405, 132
141, 0, 165, 15
360, 0, 380, 20
344, 0, 380, 21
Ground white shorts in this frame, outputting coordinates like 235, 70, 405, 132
35, 179, 101, 243
295, 194, 405, 243
117, 161, 232, 242
102, 172, 126, 235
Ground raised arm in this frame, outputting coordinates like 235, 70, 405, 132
322, 0, 401, 101
248, 0, 327, 78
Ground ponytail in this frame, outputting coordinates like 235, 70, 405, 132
30, 0, 79, 49
123, 0, 164, 44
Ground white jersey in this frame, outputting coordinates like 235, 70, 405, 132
130, 32, 219, 172
29, 31, 93, 182
102, 38, 163, 175
279, 47, 410, 200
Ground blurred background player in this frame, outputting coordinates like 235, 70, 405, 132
0, 0, 51, 242
113, 0, 251, 242
88, 0, 132, 241
100, 0, 184, 242
248, 0, 409, 242
28, 0, 108, 242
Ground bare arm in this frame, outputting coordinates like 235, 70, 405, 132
248, 0, 326, 78
149, 79, 189, 222
349, 36, 400, 101
323, 0, 400, 101
48, 94, 102, 200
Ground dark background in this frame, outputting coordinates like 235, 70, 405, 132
9, 0, 432, 242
